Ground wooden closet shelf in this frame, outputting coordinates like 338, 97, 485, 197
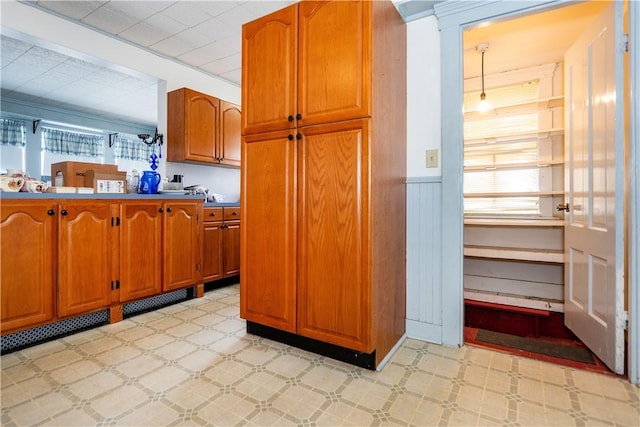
464, 245, 564, 263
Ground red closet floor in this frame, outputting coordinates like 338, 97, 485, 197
464, 327, 618, 376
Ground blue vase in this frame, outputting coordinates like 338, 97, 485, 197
139, 170, 161, 194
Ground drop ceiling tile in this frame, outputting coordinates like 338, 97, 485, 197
219, 68, 241, 85
150, 28, 209, 58
196, 1, 241, 18
216, 3, 261, 27
104, 1, 173, 21
82, 4, 140, 35
0, 36, 31, 66
193, 17, 235, 41
144, 13, 189, 39
118, 21, 171, 47
249, 1, 296, 18
35, 0, 107, 20
177, 40, 236, 66
161, 1, 213, 28
200, 53, 241, 76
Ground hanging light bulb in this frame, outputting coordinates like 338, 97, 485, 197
477, 43, 492, 112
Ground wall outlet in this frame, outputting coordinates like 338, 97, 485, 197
426, 149, 438, 168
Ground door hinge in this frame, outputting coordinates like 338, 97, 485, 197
623, 33, 629, 53
619, 310, 629, 330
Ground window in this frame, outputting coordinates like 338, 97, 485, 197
41, 126, 104, 176
113, 132, 154, 173
463, 69, 563, 218
0, 118, 26, 172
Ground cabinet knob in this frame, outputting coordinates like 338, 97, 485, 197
296, 133, 302, 140
288, 115, 294, 122
232, 211, 238, 216
296, 113, 302, 120
159, 208, 164, 213
288, 134, 294, 141
47, 209, 55, 216
61, 209, 68, 216
209, 212, 216, 217
167, 207, 172, 213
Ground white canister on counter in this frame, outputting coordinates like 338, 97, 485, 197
54, 171, 64, 186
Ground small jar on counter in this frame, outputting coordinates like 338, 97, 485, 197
54, 171, 64, 187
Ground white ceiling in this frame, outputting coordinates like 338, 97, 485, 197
1, 0, 608, 129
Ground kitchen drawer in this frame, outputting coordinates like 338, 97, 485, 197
223, 207, 241, 221
204, 207, 223, 222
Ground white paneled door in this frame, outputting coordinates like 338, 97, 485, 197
564, 2, 625, 374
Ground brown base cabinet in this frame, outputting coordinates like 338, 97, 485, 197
1, 201, 56, 333
0, 198, 203, 336
203, 206, 240, 283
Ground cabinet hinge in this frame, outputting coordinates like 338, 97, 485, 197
196, 263, 199, 271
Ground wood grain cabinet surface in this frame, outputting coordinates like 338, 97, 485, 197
1, 201, 56, 333
162, 201, 201, 292
57, 201, 114, 318
240, 0, 407, 367
202, 206, 240, 283
0, 198, 203, 335
119, 202, 163, 302
168, 88, 241, 167
241, 1, 370, 135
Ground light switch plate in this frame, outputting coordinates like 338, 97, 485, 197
426, 149, 438, 168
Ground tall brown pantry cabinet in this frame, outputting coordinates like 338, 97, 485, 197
240, 0, 406, 369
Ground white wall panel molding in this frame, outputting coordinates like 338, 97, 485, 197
406, 179, 443, 344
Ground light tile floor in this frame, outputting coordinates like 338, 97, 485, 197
2, 284, 639, 426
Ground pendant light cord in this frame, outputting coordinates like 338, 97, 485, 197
481, 49, 486, 98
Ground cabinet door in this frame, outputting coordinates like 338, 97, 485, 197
163, 202, 200, 291
219, 101, 241, 166
222, 220, 240, 277
168, 88, 220, 163
1, 202, 56, 333
203, 221, 223, 283
297, 119, 371, 352
186, 91, 220, 162
58, 202, 113, 317
120, 202, 163, 302
298, 1, 371, 127
241, 130, 297, 332
242, 4, 297, 135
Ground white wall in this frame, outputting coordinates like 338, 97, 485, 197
406, 16, 441, 178
1, 1, 241, 201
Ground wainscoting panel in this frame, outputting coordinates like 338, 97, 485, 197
406, 177, 443, 343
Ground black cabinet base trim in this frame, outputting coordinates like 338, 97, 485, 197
246, 321, 376, 370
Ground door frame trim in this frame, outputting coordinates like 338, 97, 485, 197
433, 0, 638, 383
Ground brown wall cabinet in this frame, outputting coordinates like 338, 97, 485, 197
202, 206, 240, 283
1, 198, 203, 335
240, 0, 407, 367
167, 88, 241, 167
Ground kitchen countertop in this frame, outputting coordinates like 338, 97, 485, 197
1, 191, 240, 207
204, 202, 240, 207
0, 192, 206, 201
